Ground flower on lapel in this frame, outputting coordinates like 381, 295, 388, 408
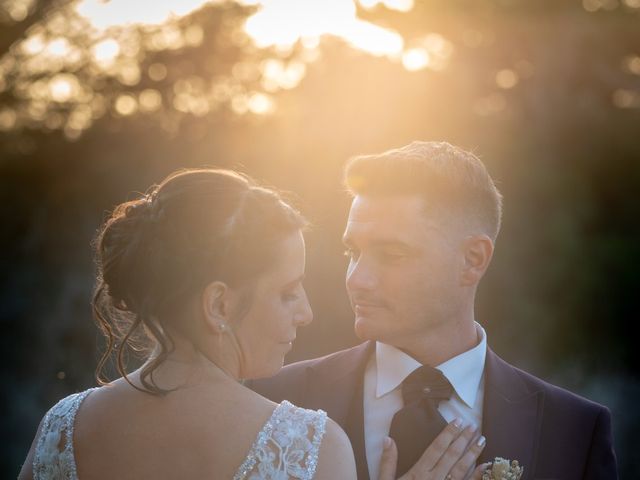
481, 457, 524, 480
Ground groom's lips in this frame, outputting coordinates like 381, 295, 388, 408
354, 302, 386, 314
352, 297, 386, 307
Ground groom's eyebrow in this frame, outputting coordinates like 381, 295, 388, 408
371, 240, 410, 248
342, 236, 417, 254
370, 240, 419, 255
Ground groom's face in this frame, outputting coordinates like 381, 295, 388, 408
343, 194, 465, 348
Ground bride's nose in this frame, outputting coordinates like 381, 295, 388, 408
293, 290, 313, 327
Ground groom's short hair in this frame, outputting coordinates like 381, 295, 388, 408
343, 141, 503, 241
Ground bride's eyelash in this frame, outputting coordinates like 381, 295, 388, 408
281, 291, 300, 302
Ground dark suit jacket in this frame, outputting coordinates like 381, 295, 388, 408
251, 342, 617, 480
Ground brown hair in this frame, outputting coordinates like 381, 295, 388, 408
344, 141, 503, 240
92, 168, 306, 395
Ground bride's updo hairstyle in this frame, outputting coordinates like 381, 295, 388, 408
92, 168, 306, 395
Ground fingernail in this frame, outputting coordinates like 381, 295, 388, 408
452, 417, 463, 429
476, 436, 486, 447
383, 436, 392, 449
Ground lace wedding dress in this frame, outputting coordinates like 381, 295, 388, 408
32, 388, 327, 480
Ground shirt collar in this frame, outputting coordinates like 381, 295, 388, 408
375, 322, 487, 408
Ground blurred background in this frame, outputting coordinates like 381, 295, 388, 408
1, 0, 639, 477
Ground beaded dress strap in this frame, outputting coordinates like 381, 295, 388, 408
33, 388, 97, 480
233, 400, 328, 480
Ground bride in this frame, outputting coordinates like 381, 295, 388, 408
18, 168, 487, 479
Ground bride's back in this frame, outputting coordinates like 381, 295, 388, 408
73, 379, 277, 479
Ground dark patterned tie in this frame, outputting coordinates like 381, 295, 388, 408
388, 365, 453, 477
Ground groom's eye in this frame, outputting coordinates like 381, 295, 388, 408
376, 249, 407, 263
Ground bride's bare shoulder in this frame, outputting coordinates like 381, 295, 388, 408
314, 417, 357, 480
71, 381, 280, 479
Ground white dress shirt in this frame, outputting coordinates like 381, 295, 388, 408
363, 323, 487, 480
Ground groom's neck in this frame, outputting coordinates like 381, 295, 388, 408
397, 315, 479, 367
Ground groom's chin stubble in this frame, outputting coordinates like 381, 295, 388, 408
353, 315, 378, 341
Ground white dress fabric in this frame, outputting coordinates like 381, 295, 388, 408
32, 390, 327, 480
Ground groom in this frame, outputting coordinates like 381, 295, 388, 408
252, 141, 617, 480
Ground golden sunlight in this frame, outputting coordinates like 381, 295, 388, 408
1, 0, 452, 138
358, 0, 414, 12
71, 0, 442, 72
74, 0, 417, 61
75, 0, 219, 29
243, 0, 404, 58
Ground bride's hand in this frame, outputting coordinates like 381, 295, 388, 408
378, 419, 490, 480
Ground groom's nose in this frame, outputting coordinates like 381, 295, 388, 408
346, 255, 377, 293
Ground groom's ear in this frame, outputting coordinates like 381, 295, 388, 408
459, 234, 494, 287
201, 281, 232, 333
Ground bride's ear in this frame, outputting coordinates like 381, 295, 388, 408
201, 281, 233, 335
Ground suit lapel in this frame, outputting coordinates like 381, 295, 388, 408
304, 341, 374, 480
298, 343, 545, 479
479, 349, 544, 480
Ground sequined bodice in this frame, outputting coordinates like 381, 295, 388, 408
32, 390, 327, 480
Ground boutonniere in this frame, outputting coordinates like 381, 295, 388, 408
481, 457, 524, 480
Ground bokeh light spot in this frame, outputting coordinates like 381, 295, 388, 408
248, 92, 274, 115
117, 62, 142, 86
22, 34, 45, 55
612, 89, 640, 108
496, 69, 519, 89
46, 38, 71, 57
623, 55, 640, 75
473, 93, 506, 116
583, 0, 601, 12
114, 94, 138, 115
260, 59, 306, 91
139, 89, 163, 112
93, 39, 121, 65
402, 48, 430, 71
49, 74, 80, 102
231, 94, 249, 114
148, 63, 168, 82
0, 108, 18, 131
184, 25, 205, 47
6, 0, 33, 21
